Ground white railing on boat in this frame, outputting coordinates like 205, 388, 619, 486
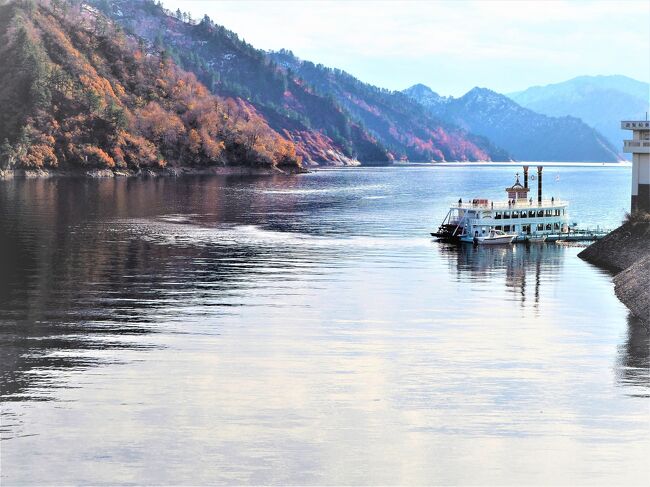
453, 199, 568, 210
467, 217, 563, 226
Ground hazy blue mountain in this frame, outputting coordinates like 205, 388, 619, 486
402, 84, 448, 107
405, 85, 621, 162
508, 75, 650, 154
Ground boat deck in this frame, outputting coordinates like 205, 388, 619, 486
433, 229, 610, 244
454, 199, 568, 210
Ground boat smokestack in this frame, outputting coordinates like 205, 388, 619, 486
523, 166, 529, 190
537, 166, 543, 204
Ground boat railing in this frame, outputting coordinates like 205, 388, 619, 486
453, 199, 568, 210
467, 216, 565, 225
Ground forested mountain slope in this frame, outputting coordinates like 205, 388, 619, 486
89, 0, 389, 166
91, 0, 510, 163
0, 0, 301, 173
270, 50, 510, 162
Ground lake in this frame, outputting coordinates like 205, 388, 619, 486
1, 165, 648, 485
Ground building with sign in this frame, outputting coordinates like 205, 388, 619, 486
621, 120, 650, 212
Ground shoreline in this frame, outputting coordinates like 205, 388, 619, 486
0, 165, 309, 180
2, 162, 629, 179
395, 161, 631, 168
579, 218, 650, 328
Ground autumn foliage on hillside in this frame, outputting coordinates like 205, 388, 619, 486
0, 0, 301, 171
89, 0, 390, 166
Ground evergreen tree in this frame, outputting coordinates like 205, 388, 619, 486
0, 139, 14, 170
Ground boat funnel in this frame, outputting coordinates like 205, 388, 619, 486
537, 166, 543, 204
523, 166, 529, 190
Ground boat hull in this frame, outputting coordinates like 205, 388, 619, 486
526, 235, 547, 243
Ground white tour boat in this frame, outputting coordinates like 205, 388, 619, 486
432, 167, 570, 244
474, 229, 517, 245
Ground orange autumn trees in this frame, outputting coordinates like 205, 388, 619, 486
0, 0, 302, 172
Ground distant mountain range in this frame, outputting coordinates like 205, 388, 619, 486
0, 0, 639, 171
86, 0, 641, 165
508, 75, 650, 156
91, 0, 508, 164
404, 84, 621, 162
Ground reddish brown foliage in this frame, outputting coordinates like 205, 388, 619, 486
0, 1, 301, 171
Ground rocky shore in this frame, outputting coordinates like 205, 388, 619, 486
579, 215, 650, 326
0, 165, 308, 180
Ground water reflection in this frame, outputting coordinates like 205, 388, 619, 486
438, 242, 564, 308
0, 177, 329, 406
616, 315, 650, 398
1, 168, 648, 484
438, 242, 649, 396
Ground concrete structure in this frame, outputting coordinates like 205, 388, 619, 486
622, 120, 650, 212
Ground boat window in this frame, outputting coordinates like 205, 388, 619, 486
495, 225, 502, 231
528, 210, 535, 218
495, 212, 502, 219
504, 212, 510, 219
554, 223, 560, 230
537, 210, 544, 217
512, 211, 519, 219
546, 224, 552, 231
504, 225, 511, 232
537, 224, 544, 231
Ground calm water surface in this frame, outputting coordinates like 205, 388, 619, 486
1, 166, 648, 485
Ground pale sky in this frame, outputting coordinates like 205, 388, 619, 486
161, 0, 650, 97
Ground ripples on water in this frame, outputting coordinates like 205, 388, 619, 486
0, 167, 648, 485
